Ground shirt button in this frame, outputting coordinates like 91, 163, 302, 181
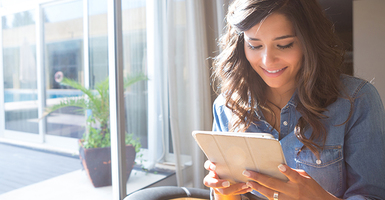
283, 121, 288, 126
316, 159, 322, 165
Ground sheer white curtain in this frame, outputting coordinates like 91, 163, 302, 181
146, 0, 223, 188
166, 0, 213, 188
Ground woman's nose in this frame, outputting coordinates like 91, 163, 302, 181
262, 48, 278, 67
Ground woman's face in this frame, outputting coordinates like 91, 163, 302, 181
244, 13, 303, 92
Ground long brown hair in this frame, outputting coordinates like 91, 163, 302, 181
213, 0, 346, 157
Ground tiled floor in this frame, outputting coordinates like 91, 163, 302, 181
0, 169, 168, 200
0, 142, 174, 200
0, 142, 81, 194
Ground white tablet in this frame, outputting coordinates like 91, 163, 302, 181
192, 131, 288, 183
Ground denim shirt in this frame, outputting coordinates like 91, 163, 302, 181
211, 75, 385, 200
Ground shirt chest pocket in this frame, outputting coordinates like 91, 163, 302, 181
295, 145, 343, 195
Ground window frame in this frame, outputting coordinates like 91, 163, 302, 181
0, 0, 180, 198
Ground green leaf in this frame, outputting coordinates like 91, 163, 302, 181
45, 74, 147, 150
124, 73, 149, 88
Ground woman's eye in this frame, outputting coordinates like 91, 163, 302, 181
277, 42, 294, 49
247, 43, 262, 50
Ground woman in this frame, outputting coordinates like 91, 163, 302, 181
205, 0, 385, 199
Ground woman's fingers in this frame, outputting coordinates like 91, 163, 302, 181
203, 160, 232, 189
244, 165, 339, 200
204, 171, 252, 196
242, 165, 298, 195
242, 164, 305, 190
203, 171, 229, 188
278, 164, 309, 182
243, 169, 284, 191
294, 168, 311, 179
246, 181, 287, 200
204, 160, 216, 171
203, 160, 252, 197
203, 160, 211, 170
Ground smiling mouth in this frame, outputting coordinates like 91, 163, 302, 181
262, 66, 288, 74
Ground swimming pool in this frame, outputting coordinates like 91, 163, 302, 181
4, 89, 83, 103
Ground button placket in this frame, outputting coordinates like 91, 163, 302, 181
280, 110, 289, 138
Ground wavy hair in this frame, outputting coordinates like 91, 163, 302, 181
213, 0, 347, 157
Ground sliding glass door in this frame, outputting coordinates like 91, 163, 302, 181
2, 9, 40, 141
43, 0, 85, 140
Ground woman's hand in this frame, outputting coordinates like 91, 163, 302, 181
243, 164, 341, 200
203, 160, 252, 200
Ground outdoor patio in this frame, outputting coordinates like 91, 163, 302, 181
0, 142, 175, 200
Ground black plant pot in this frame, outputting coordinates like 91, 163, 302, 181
79, 142, 136, 187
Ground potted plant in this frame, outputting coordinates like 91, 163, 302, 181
43, 74, 148, 187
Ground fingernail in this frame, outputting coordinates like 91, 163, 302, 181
242, 170, 250, 177
242, 184, 249, 189
246, 181, 252, 187
278, 164, 286, 172
222, 181, 230, 187
210, 164, 216, 171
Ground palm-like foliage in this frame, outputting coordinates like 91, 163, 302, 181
44, 74, 148, 149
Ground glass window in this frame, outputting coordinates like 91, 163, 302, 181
89, 0, 108, 89
87, 0, 149, 149
2, 10, 38, 134
0, 0, 176, 197
122, 0, 148, 148
43, 0, 85, 139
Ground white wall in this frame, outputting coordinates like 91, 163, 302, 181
353, 0, 385, 106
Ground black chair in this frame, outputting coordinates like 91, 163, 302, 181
124, 186, 210, 200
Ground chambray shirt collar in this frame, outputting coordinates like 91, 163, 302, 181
253, 90, 298, 119
287, 90, 298, 107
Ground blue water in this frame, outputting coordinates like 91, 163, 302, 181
4, 90, 83, 103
